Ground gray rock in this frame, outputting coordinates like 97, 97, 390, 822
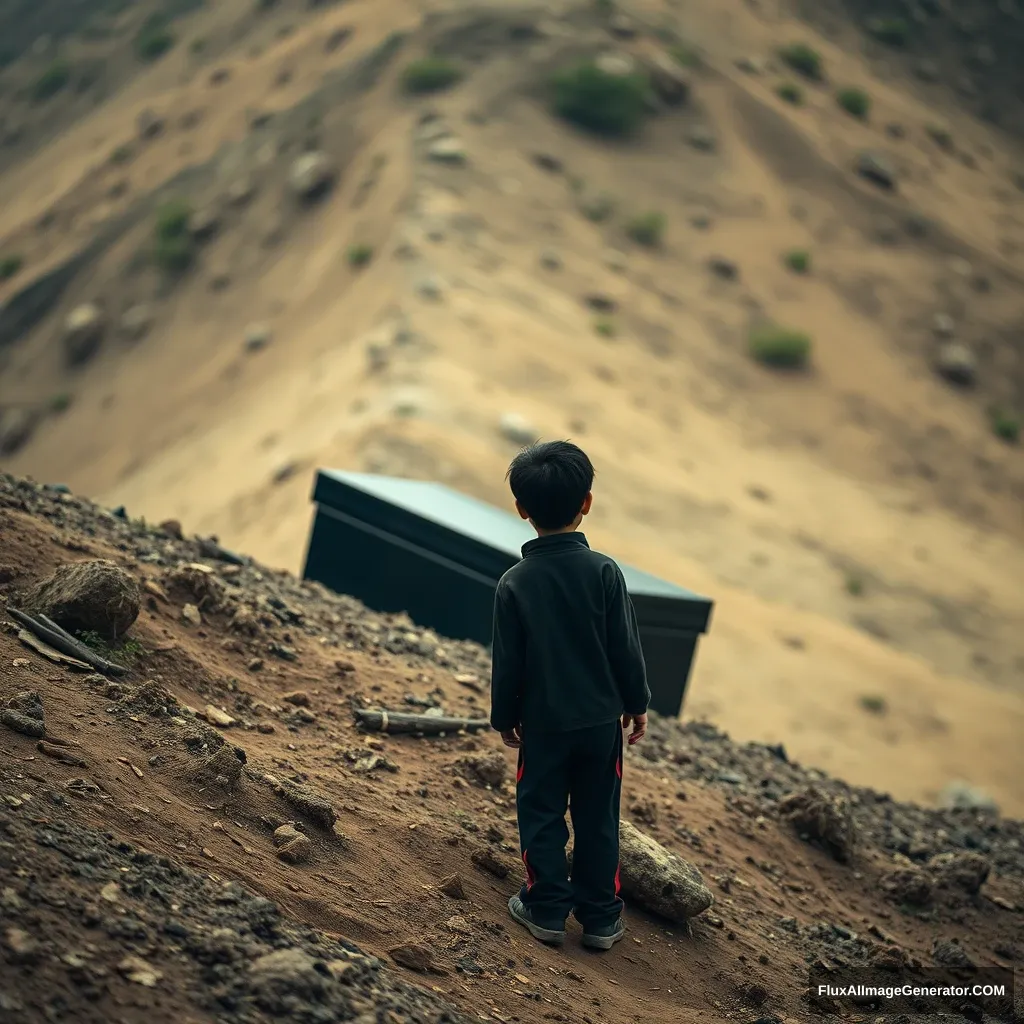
595, 52, 637, 78
415, 275, 445, 302
63, 303, 105, 366
857, 151, 897, 190
288, 152, 334, 201
0, 408, 39, 456
1, 710, 45, 739
645, 52, 690, 106
244, 324, 272, 352
929, 851, 991, 894
227, 175, 256, 206
934, 342, 976, 387
932, 312, 955, 337
119, 304, 154, 342
137, 108, 165, 140
607, 13, 637, 38
735, 56, 765, 75
938, 779, 997, 811
248, 948, 326, 1004
427, 137, 467, 165
617, 821, 713, 921
687, 126, 716, 151
189, 207, 221, 243
498, 413, 538, 446
539, 249, 563, 270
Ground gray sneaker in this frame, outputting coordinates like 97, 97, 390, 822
581, 917, 626, 951
507, 895, 566, 946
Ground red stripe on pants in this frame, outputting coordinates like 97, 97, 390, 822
523, 850, 536, 891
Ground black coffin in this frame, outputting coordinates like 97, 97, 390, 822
302, 470, 713, 718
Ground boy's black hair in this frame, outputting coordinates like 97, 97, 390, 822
506, 440, 595, 531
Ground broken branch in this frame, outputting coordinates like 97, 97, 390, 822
354, 708, 490, 736
8, 607, 128, 676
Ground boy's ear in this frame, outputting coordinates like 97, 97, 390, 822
580, 492, 593, 516
514, 500, 531, 521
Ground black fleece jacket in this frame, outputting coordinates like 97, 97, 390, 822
489, 532, 650, 734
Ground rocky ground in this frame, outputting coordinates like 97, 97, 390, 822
1, 472, 1021, 1024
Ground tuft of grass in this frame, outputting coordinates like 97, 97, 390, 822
845, 574, 865, 596
859, 694, 888, 715
153, 198, 195, 274
784, 249, 811, 274
76, 630, 145, 665
925, 123, 954, 151
135, 14, 177, 62
836, 86, 870, 119
866, 16, 910, 48
400, 56, 464, 95
32, 59, 71, 102
593, 0, 615, 12
594, 317, 618, 338
551, 59, 650, 138
49, 392, 73, 414
579, 192, 615, 223
347, 243, 374, 268
189, 37, 207, 54
748, 324, 812, 369
110, 143, 134, 165
0, 254, 24, 280
626, 210, 666, 248
989, 406, 1020, 444
670, 43, 700, 68
776, 81, 804, 105
778, 42, 823, 80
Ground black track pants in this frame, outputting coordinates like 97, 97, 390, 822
515, 720, 624, 931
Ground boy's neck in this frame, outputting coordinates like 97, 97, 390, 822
534, 520, 582, 538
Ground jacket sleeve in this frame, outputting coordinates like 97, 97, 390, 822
489, 581, 525, 732
606, 564, 651, 715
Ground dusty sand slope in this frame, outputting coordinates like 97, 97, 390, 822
1, 0, 1023, 813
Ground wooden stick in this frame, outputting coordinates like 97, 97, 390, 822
354, 708, 490, 736
7, 608, 128, 676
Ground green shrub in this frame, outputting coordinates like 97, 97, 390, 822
154, 198, 194, 273
845, 574, 864, 596
135, 15, 176, 62
347, 243, 374, 268
32, 59, 71, 102
400, 56, 463, 95
551, 59, 650, 138
749, 324, 812, 369
594, 317, 617, 338
0, 254, 23, 280
776, 81, 803, 105
784, 249, 811, 273
49, 392, 73, 414
778, 43, 822, 80
990, 407, 1020, 444
626, 210, 666, 247
670, 43, 700, 68
110, 143, 134, 165
836, 86, 870, 119
859, 694, 887, 714
926, 123, 953, 151
579, 192, 615, 222
867, 16, 910, 47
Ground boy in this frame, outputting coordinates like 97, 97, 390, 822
489, 440, 650, 951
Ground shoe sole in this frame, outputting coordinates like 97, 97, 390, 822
508, 898, 566, 946
581, 928, 626, 951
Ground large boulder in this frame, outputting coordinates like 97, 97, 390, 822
616, 820, 713, 922
63, 303, 105, 366
778, 786, 856, 862
21, 559, 141, 641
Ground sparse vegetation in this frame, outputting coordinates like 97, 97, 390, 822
347, 243, 374, 269
778, 43, 823, 80
551, 59, 650, 138
579, 192, 615, 223
867, 16, 910, 48
76, 630, 145, 665
626, 210, 666, 248
135, 14, 176, 62
989, 407, 1020, 444
784, 249, 811, 274
110, 143, 134, 165
594, 317, 618, 338
153, 198, 195, 274
926, 123, 954, 151
859, 694, 888, 715
836, 87, 871, 119
32, 59, 71, 102
845, 574, 865, 596
593, 0, 615, 12
670, 43, 700, 68
748, 324, 812, 369
0, 254, 24, 280
49, 392, 73, 414
776, 82, 804, 106
400, 56, 464, 95
189, 37, 207, 55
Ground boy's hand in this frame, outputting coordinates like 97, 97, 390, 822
500, 726, 522, 749
622, 712, 647, 745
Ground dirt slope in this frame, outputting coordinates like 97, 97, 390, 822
0, 0, 1023, 817
1, 475, 1022, 1024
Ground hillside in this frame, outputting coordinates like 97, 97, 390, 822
1, 473, 1022, 1024
0, 0, 1023, 823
